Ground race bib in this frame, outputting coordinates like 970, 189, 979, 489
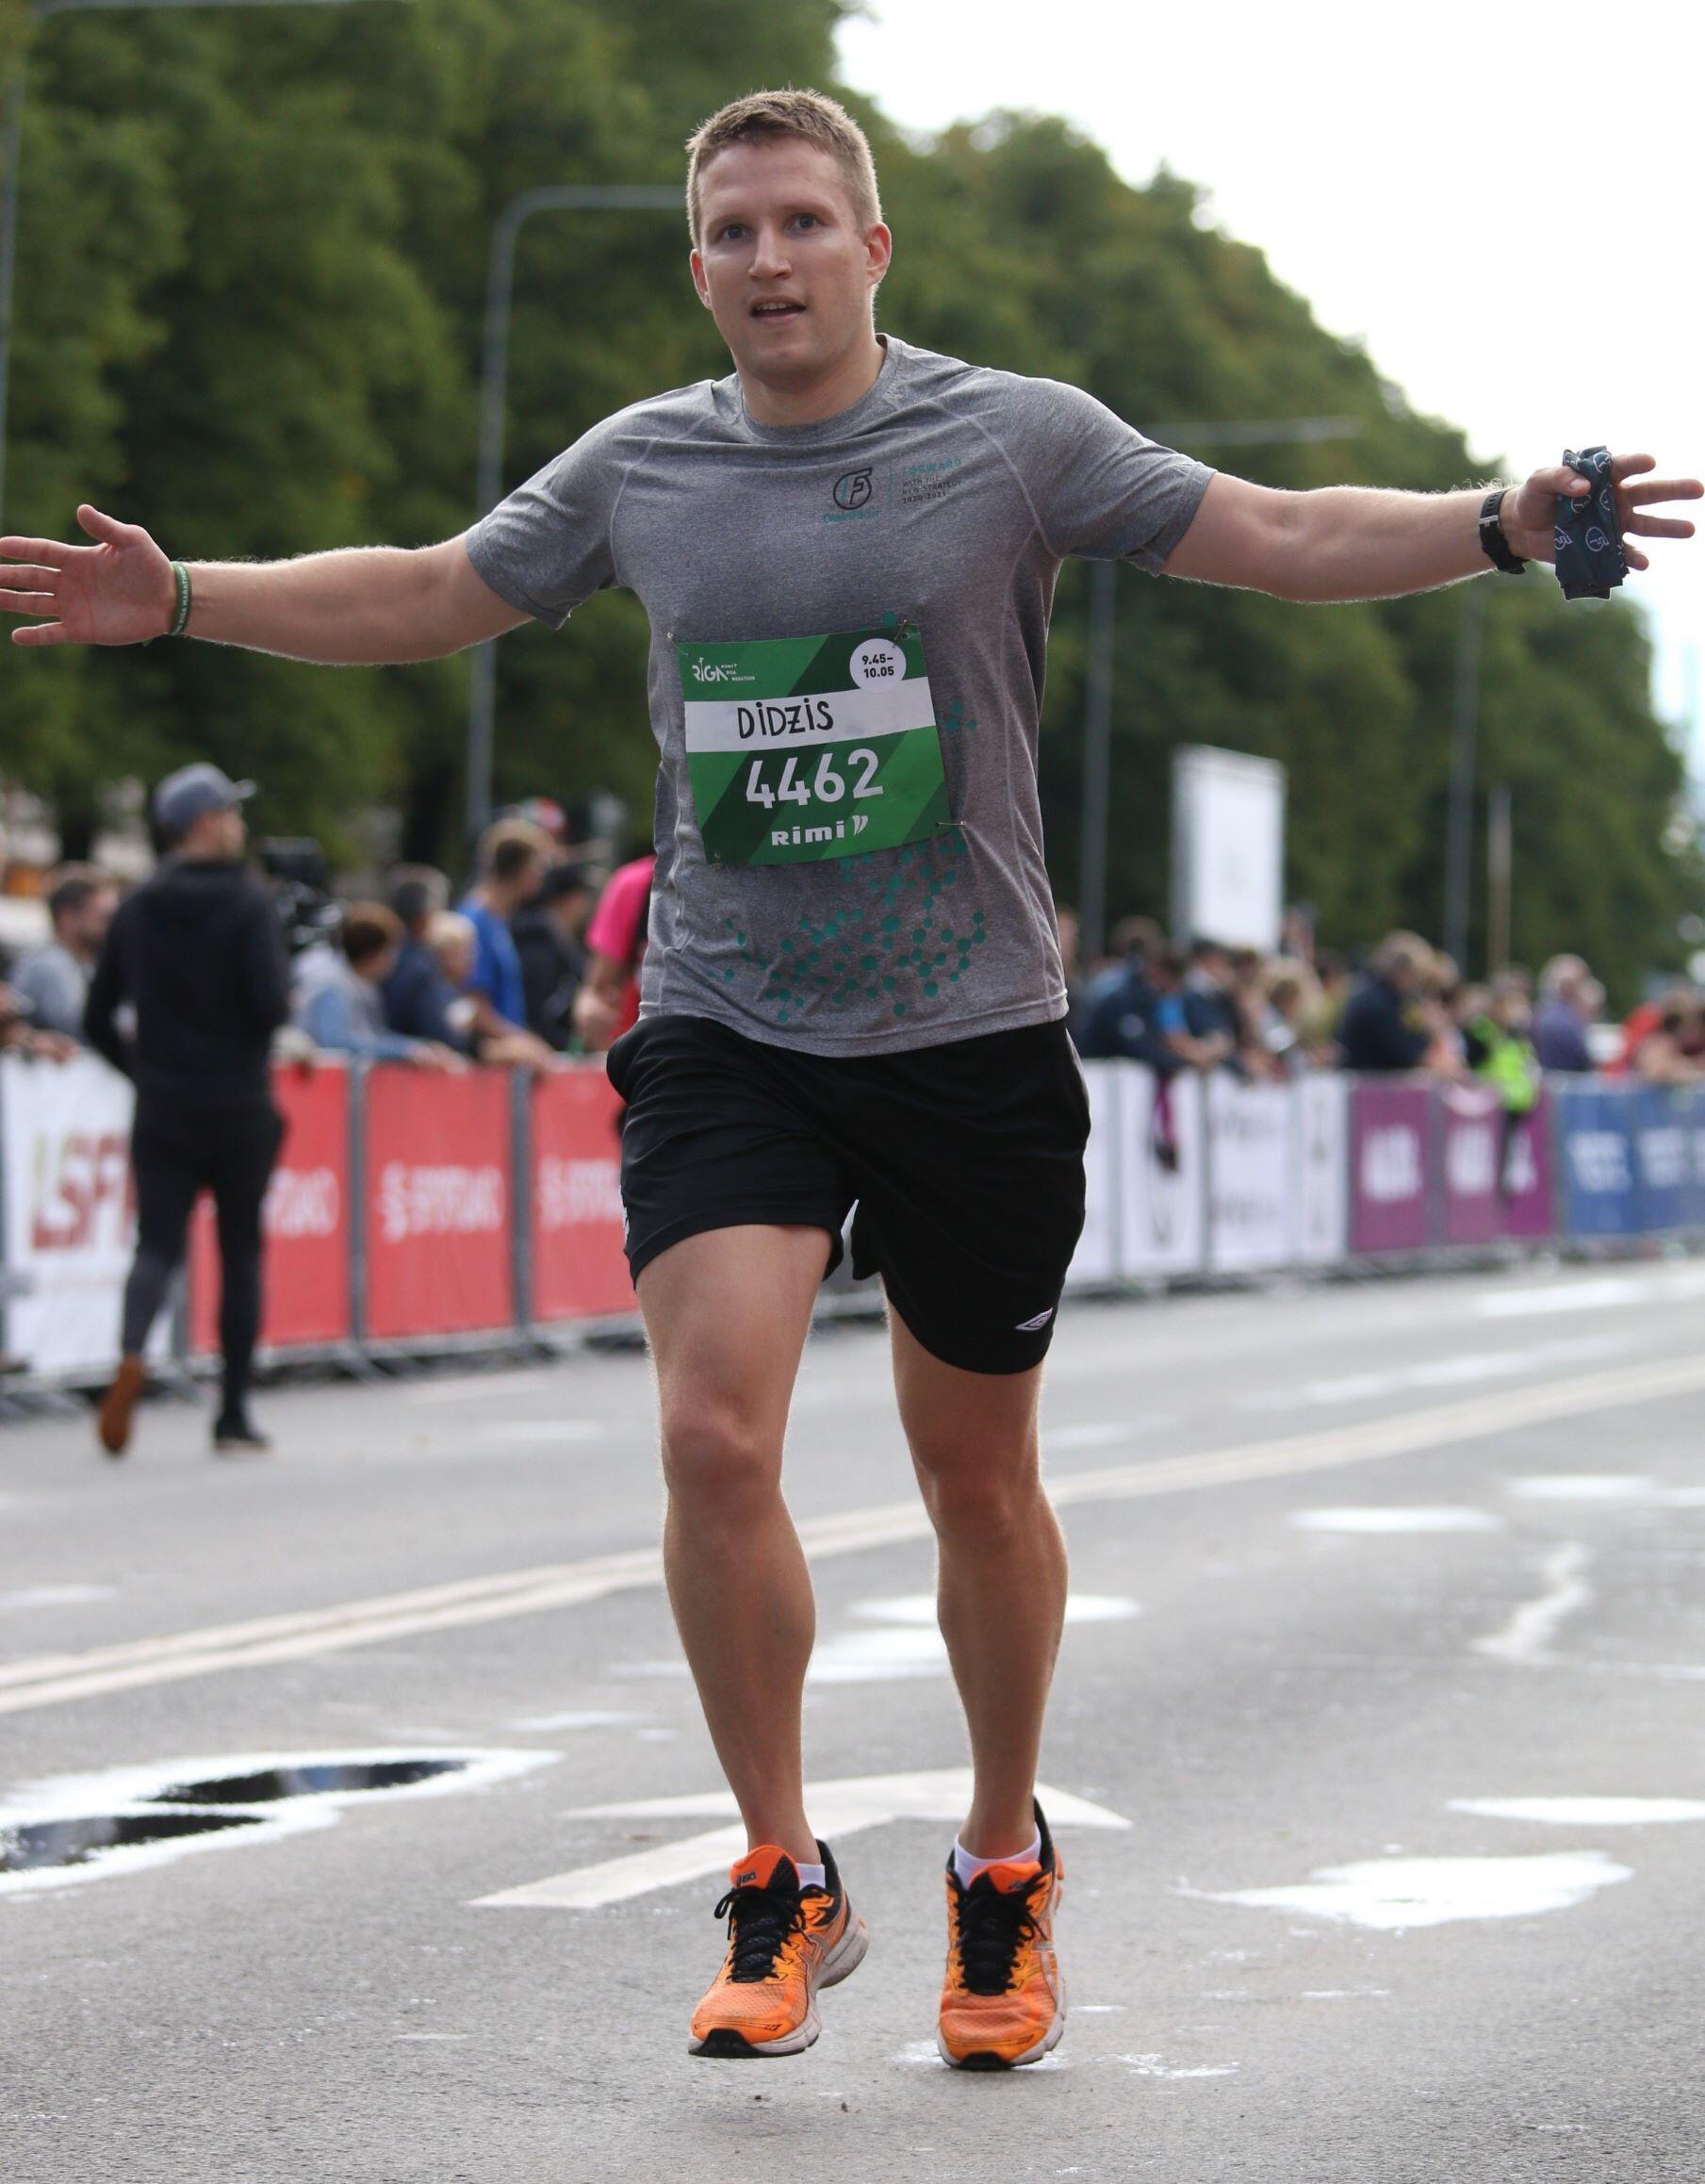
679, 623, 952, 866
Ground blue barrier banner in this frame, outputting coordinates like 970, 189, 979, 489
1691, 1092, 1705, 1229
1556, 1083, 1640, 1237
1632, 1085, 1694, 1232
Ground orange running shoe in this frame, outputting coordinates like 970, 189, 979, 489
96, 1354, 146, 1458
688, 1841, 868, 2059
937, 1800, 1065, 2070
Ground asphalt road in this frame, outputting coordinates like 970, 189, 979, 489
5, 1255, 1705, 2183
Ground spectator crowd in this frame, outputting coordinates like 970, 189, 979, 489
3, 808, 1702, 1110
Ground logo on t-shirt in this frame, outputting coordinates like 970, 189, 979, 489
832, 468, 873, 510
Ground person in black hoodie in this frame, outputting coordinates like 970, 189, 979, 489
85, 764, 290, 1457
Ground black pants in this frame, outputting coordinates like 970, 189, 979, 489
123, 1096, 285, 1420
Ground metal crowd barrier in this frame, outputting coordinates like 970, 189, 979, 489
3, 1052, 1702, 1392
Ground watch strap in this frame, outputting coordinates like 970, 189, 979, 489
1479, 488, 1527, 576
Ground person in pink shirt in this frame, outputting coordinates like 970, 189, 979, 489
573, 854, 654, 1052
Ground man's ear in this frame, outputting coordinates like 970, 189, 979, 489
689, 249, 713, 309
865, 222, 893, 287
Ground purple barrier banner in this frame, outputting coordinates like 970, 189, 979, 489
1349, 1080, 1432, 1253
1439, 1083, 1502, 1244
1500, 1090, 1557, 1240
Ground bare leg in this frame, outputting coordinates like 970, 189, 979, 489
889, 1306, 1066, 1858
638, 1223, 831, 1866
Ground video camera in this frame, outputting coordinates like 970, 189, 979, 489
258, 837, 340, 958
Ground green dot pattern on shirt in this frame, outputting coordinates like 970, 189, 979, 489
718, 831, 987, 1026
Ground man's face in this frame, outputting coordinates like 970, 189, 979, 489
691, 138, 890, 392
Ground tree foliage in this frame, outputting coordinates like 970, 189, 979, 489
0, 2, 1692, 993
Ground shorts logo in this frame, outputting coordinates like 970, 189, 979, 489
1014, 1307, 1055, 1332
833, 468, 873, 511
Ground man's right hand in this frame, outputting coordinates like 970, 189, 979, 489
1, 505, 174, 648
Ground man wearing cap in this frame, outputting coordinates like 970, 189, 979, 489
84, 763, 292, 1457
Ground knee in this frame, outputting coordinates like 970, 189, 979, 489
660, 1401, 781, 1515
914, 1450, 1039, 1545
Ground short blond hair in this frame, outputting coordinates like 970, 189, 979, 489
686, 88, 881, 248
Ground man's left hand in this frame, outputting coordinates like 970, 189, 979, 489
1501, 454, 1702, 570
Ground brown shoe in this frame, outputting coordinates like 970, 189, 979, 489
96, 1354, 147, 1458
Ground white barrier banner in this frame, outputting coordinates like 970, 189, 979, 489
1067, 1062, 1122, 1289
1118, 1065, 1205, 1277
0, 1052, 151, 1378
1291, 1073, 1350, 1264
1206, 1076, 1293, 1273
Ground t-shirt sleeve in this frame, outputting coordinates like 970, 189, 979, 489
1007, 376, 1215, 571
463, 414, 631, 630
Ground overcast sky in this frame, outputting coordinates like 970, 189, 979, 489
838, 0, 1702, 770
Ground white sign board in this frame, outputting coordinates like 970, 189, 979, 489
1290, 1073, 1350, 1264
0, 1053, 154, 1379
1206, 1076, 1293, 1273
1066, 1062, 1123, 1289
1171, 745, 1286, 951
1117, 1065, 1205, 1278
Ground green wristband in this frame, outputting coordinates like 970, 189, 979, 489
168, 561, 193, 638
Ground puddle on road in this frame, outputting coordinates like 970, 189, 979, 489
0, 1747, 555, 1896
3, 1809, 264, 1874
148, 1759, 465, 1806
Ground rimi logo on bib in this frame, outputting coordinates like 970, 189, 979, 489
678, 624, 953, 867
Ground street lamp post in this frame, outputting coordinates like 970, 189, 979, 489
1075, 416, 1362, 960
0, 0, 401, 530
1442, 576, 1489, 972
464, 183, 679, 842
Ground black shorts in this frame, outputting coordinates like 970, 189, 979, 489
606, 1012, 1090, 1375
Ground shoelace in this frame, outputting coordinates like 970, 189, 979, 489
953, 1872, 1045, 1995
712, 1880, 810, 1983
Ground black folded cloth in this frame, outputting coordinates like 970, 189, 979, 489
1555, 445, 1627, 599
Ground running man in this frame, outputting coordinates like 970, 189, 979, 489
4, 88, 1697, 2067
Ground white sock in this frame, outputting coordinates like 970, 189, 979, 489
953, 1831, 1041, 1888
794, 1860, 827, 1893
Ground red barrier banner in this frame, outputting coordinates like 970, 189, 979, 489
530, 1067, 634, 1322
363, 1067, 515, 1339
189, 1065, 352, 1354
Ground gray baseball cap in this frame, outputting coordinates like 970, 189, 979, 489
153, 762, 255, 843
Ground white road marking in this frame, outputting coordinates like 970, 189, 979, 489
1296, 1333, 1639, 1407
1478, 1267, 1705, 1319
1198, 1851, 1632, 1930
1507, 1474, 1705, 1507
1473, 1543, 1593, 1665
1291, 1507, 1504, 1535
1451, 1797, 1705, 1826
401, 1371, 577, 1406
807, 1592, 1138, 1684
1119, 2054, 1238, 2078
465, 1420, 604, 1447
472, 1769, 1129, 1910
1049, 1421, 1136, 1450
10, 1351, 1705, 1717
0, 1585, 117, 1614
502, 1708, 652, 1732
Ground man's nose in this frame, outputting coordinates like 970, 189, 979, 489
748, 223, 792, 278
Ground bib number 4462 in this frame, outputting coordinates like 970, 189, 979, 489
744, 748, 883, 810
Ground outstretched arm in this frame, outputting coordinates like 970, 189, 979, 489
0, 506, 529, 662
1163, 455, 1700, 602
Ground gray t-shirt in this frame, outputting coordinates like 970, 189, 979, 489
466, 337, 1212, 1057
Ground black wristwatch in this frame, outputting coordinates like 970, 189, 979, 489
1479, 487, 1527, 575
